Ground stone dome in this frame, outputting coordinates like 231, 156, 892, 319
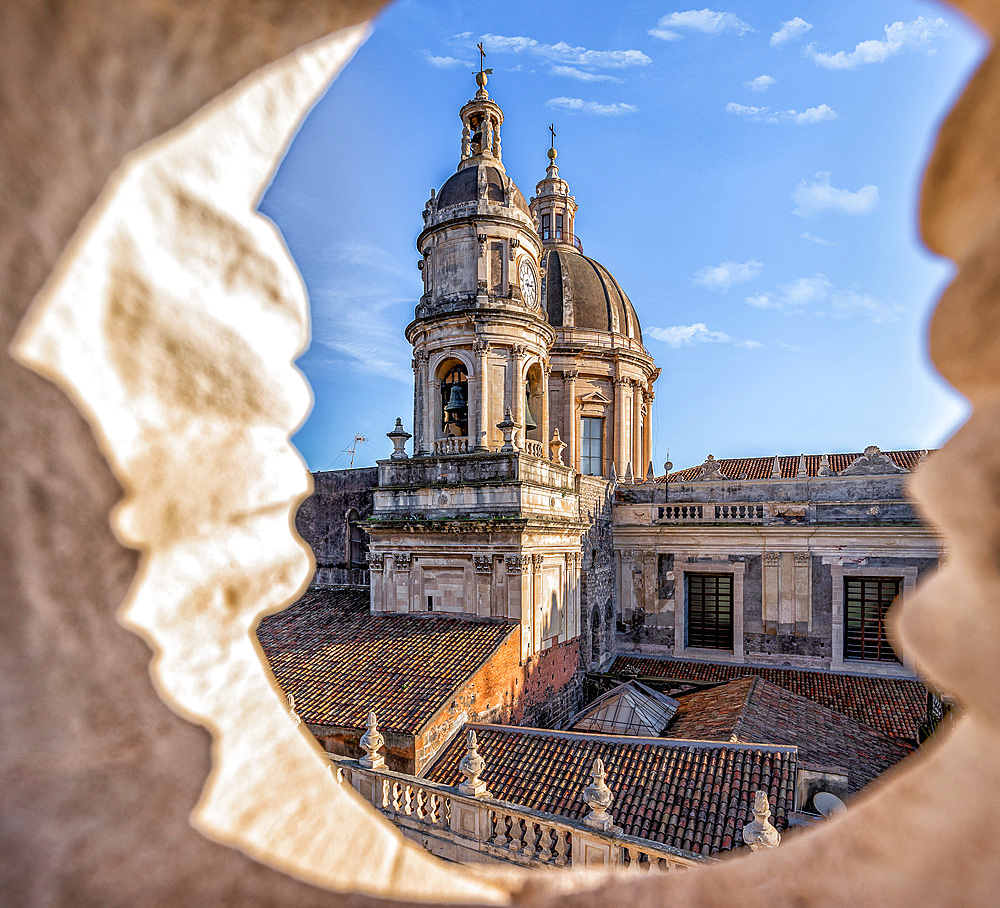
541, 248, 643, 341
436, 162, 530, 216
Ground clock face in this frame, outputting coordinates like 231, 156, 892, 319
519, 258, 537, 306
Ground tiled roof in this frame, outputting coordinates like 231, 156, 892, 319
667, 677, 913, 793
663, 449, 927, 482
423, 724, 796, 856
257, 587, 518, 734
609, 656, 925, 742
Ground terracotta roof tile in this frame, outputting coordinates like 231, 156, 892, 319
257, 587, 518, 734
423, 724, 796, 857
667, 677, 913, 792
662, 449, 928, 482
609, 656, 925, 741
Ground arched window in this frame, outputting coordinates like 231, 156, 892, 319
440, 364, 468, 437
591, 608, 601, 664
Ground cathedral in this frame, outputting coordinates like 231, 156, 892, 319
258, 68, 943, 862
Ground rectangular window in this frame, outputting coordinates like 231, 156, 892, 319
541, 214, 550, 240
555, 214, 564, 239
686, 573, 734, 650
581, 417, 603, 475
844, 577, 901, 662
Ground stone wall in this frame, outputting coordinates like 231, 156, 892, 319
578, 475, 615, 670
297, 468, 377, 586
517, 638, 583, 729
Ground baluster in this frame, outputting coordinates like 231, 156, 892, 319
427, 792, 438, 824
555, 829, 569, 866
538, 825, 553, 862
391, 781, 402, 813
492, 811, 509, 847
508, 816, 524, 852
521, 821, 538, 858
403, 784, 414, 816
414, 787, 426, 819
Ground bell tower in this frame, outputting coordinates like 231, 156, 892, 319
407, 66, 551, 457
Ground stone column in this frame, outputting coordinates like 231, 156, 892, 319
631, 380, 642, 476
763, 552, 780, 635
532, 553, 544, 652
614, 376, 628, 476
413, 351, 429, 455
473, 340, 490, 451
511, 345, 526, 450
793, 552, 812, 634
643, 389, 653, 475
540, 363, 550, 458
564, 370, 579, 470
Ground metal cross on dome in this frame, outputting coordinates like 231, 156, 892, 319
549, 123, 557, 149
476, 41, 493, 78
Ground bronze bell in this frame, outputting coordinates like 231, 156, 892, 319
444, 382, 466, 418
524, 383, 538, 432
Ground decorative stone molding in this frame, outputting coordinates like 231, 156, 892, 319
472, 339, 490, 355
582, 758, 621, 834
386, 417, 411, 460
359, 711, 385, 771
457, 729, 491, 798
694, 454, 729, 481
505, 554, 528, 575
549, 428, 567, 465
413, 349, 429, 364
763, 552, 781, 566
531, 553, 545, 569
742, 791, 780, 852
497, 407, 519, 453
473, 554, 493, 574
841, 445, 907, 476
642, 551, 657, 566
563, 369, 579, 380
818, 453, 834, 476
366, 551, 385, 570
794, 552, 811, 565
393, 552, 412, 570
510, 344, 527, 360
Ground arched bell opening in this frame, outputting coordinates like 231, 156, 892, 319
438, 361, 469, 439
524, 362, 543, 444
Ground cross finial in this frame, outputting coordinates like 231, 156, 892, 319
478, 41, 486, 72
549, 122, 557, 149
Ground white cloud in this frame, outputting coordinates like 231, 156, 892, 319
726, 102, 837, 124
650, 9, 753, 41
692, 259, 763, 292
746, 274, 903, 322
792, 172, 879, 217
546, 97, 638, 116
806, 16, 947, 70
425, 53, 472, 69
771, 17, 812, 47
801, 231, 840, 247
477, 33, 651, 68
648, 323, 762, 349
550, 65, 623, 83
744, 74, 776, 92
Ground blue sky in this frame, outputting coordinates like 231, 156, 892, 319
260, 1, 985, 473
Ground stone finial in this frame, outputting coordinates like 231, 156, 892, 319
387, 418, 411, 460
770, 456, 782, 479
287, 693, 301, 727
549, 428, 567, 465
497, 408, 519, 453
797, 453, 807, 478
457, 729, 491, 797
583, 757, 621, 833
646, 461, 655, 482
624, 462, 634, 483
742, 790, 781, 851
359, 710, 385, 770
818, 453, 833, 476
841, 445, 907, 476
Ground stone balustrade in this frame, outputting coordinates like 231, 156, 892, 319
657, 503, 765, 524
334, 755, 702, 870
434, 436, 470, 455
522, 440, 544, 458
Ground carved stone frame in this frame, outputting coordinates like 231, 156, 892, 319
672, 558, 745, 663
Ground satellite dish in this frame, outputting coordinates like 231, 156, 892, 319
813, 792, 847, 817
